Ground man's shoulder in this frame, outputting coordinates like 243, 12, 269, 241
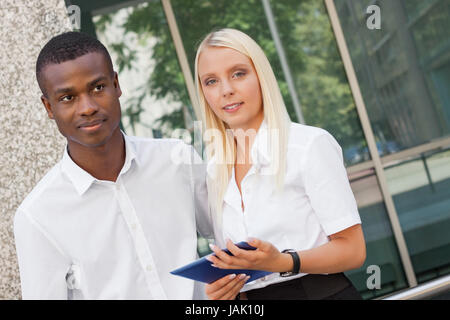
16, 161, 64, 215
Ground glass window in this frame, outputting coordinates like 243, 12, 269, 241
335, 0, 450, 284
268, 0, 368, 167
345, 168, 408, 299
91, 1, 193, 139
384, 147, 450, 283
335, 0, 450, 151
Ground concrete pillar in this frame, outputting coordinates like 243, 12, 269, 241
0, 0, 72, 299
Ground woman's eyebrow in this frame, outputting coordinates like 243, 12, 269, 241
200, 63, 250, 80
200, 72, 215, 81
230, 63, 250, 70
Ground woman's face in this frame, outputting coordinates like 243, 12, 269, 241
198, 46, 264, 131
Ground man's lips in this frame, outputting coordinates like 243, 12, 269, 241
78, 119, 106, 131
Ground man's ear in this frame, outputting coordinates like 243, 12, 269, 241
113, 71, 122, 98
41, 95, 55, 120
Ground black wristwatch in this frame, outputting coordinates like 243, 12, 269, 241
280, 249, 301, 277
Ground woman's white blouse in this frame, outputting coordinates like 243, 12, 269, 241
207, 121, 362, 292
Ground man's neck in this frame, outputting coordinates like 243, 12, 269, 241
67, 129, 126, 182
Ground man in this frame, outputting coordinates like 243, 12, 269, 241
13, 31, 221, 299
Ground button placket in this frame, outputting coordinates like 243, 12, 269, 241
241, 173, 256, 238
243, 171, 261, 239
115, 182, 167, 300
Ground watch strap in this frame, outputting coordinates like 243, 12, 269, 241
280, 249, 300, 277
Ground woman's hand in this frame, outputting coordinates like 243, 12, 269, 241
205, 274, 249, 300
206, 238, 293, 273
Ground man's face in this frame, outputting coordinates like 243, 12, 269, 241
40, 52, 122, 149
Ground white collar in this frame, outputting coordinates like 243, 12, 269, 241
61, 132, 138, 196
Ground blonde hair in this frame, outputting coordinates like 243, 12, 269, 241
194, 28, 291, 220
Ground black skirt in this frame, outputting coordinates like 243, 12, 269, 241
238, 273, 362, 300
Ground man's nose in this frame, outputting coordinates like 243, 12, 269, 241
78, 95, 99, 116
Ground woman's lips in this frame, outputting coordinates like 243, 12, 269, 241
222, 102, 243, 113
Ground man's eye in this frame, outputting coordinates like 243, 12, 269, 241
60, 95, 73, 102
94, 84, 105, 92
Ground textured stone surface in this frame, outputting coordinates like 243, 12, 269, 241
0, 0, 72, 299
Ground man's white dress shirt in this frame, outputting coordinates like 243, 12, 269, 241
14, 134, 213, 299
207, 121, 362, 292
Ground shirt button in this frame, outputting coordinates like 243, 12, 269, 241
146, 265, 152, 272
131, 223, 137, 230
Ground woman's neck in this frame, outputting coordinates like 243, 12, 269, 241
232, 117, 264, 166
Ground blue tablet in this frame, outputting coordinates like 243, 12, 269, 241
170, 241, 272, 284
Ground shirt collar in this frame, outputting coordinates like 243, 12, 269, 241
61, 132, 138, 196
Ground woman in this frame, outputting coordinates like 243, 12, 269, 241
194, 28, 366, 300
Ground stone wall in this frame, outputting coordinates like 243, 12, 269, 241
0, 0, 72, 299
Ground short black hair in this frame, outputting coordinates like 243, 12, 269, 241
36, 31, 114, 96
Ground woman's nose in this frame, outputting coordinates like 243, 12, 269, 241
221, 80, 234, 97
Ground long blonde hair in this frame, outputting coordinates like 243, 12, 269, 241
194, 28, 291, 220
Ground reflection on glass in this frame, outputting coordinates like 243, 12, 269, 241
384, 147, 450, 283
269, 0, 368, 167
345, 168, 408, 299
172, 0, 368, 166
335, 0, 450, 152
336, 0, 450, 286
92, 1, 193, 139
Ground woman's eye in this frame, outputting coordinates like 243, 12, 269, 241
205, 79, 217, 86
233, 71, 246, 78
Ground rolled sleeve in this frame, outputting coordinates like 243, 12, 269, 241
14, 209, 70, 299
303, 132, 361, 236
